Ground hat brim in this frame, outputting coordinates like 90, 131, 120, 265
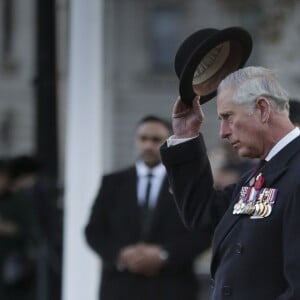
179, 27, 252, 106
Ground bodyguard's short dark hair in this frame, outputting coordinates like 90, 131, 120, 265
137, 115, 172, 133
289, 99, 300, 124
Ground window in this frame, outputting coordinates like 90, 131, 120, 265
150, 6, 182, 72
1, 0, 15, 69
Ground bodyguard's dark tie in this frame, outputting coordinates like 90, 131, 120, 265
143, 172, 152, 211
142, 172, 153, 217
141, 172, 153, 238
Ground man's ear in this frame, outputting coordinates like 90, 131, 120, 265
256, 97, 270, 123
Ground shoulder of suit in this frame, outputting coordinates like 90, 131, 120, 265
102, 166, 136, 181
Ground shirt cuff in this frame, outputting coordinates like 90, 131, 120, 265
159, 249, 169, 263
166, 134, 198, 147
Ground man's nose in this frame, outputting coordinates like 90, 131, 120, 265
143, 140, 158, 151
219, 121, 230, 139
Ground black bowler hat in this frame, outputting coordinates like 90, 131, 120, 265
174, 27, 253, 106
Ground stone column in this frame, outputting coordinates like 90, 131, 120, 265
62, 0, 104, 299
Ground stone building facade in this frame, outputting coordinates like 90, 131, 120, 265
1, 1, 300, 299
1, 0, 300, 172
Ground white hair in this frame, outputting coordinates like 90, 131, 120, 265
218, 66, 289, 114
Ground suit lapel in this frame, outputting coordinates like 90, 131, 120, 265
122, 168, 141, 229
261, 135, 300, 186
211, 136, 300, 276
151, 176, 170, 224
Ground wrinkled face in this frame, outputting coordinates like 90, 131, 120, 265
135, 121, 170, 167
217, 88, 264, 158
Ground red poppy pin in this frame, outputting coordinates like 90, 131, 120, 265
254, 173, 265, 190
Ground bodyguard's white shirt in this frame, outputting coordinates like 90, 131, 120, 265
135, 161, 166, 209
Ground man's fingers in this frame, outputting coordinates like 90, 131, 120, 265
173, 109, 190, 118
172, 97, 186, 116
172, 96, 201, 118
192, 96, 204, 120
192, 96, 201, 112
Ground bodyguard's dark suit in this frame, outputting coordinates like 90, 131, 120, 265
85, 166, 211, 300
161, 134, 300, 300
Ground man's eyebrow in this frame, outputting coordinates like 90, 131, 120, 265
218, 111, 232, 120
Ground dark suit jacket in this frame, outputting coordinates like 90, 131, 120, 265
161, 134, 300, 300
85, 166, 211, 300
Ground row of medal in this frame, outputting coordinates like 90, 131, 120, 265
233, 196, 273, 218
233, 173, 278, 218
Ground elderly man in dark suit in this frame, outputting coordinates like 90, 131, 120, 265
85, 115, 211, 300
160, 66, 300, 299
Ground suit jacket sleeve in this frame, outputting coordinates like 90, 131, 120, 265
161, 227, 212, 272
160, 134, 234, 231
85, 175, 123, 269
278, 182, 300, 299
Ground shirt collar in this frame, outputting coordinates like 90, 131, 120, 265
265, 127, 300, 161
135, 160, 166, 178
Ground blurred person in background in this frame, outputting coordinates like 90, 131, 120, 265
85, 115, 212, 300
289, 99, 300, 127
9, 155, 63, 300
209, 142, 254, 189
0, 158, 38, 300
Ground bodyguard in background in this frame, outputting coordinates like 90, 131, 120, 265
85, 115, 211, 300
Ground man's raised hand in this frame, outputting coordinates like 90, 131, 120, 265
172, 96, 204, 138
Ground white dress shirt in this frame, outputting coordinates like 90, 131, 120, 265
265, 127, 300, 161
167, 127, 300, 162
135, 161, 166, 209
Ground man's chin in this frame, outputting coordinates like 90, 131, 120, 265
236, 148, 248, 158
237, 148, 255, 159
143, 159, 161, 168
